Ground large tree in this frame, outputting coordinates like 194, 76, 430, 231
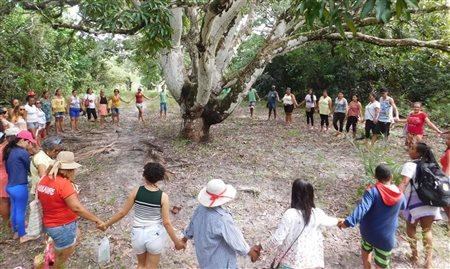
10, 0, 450, 141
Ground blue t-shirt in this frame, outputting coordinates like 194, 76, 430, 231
379, 97, 392, 123
268, 91, 277, 104
344, 185, 406, 251
5, 147, 30, 187
334, 98, 348, 113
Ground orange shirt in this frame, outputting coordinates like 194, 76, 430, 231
37, 175, 79, 227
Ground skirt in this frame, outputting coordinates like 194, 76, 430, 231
98, 104, 108, 116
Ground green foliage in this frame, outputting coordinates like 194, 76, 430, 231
351, 142, 404, 196
227, 34, 265, 75
0, 9, 132, 102
292, 0, 419, 30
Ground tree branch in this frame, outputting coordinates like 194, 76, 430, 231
323, 32, 450, 52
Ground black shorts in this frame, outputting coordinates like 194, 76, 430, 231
284, 104, 294, 113
376, 121, 391, 137
365, 120, 376, 138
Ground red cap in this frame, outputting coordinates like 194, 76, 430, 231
27, 91, 36, 97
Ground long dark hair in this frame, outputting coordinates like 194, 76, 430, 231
0, 123, 4, 144
3, 136, 20, 161
291, 179, 315, 225
415, 142, 438, 164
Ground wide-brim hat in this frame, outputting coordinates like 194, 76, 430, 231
198, 179, 236, 208
4, 127, 20, 137
56, 151, 81, 170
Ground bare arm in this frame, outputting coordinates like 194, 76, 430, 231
37, 164, 47, 178
105, 188, 138, 228
424, 117, 442, 134
358, 102, 363, 119
65, 194, 102, 224
390, 98, 399, 119
398, 176, 411, 193
161, 193, 185, 249
373, 107, 380, 124
328, 99, 332, 114
445, 152, 450, 177
143, 94, 151, 100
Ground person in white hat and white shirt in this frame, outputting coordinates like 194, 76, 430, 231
182, 179, 259, 269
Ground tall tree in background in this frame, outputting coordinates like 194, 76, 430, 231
9, 0, 450, 141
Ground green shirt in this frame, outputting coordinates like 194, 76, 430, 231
160, 91, 167, 103
248, 88, 257, 102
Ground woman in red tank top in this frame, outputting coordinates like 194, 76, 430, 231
133, 88, 150, 123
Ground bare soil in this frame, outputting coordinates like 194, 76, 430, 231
0, 104, 449, 269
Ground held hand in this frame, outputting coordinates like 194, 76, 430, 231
337, 220, 348, 230
175, 240, 186, 251
373, 119, 378, 124
249, 245, 261, 262
96, 221, 108, 231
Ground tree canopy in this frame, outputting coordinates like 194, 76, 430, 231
2, 0, 449, 140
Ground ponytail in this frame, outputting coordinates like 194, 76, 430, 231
415, 142, 438, 164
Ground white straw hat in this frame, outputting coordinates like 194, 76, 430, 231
197, 179, 236, 208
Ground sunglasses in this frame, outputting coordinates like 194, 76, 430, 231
0, 111, 6, 114
19, 108, 25, 111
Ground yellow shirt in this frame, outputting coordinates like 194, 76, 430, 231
111, 95, 120, 108
51, 97, 66, 113
318, 96, 331, 115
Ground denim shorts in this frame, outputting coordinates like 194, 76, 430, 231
111, 108, 119, 114
45, 220, 78, 250
132, 224, 167, 255
54, 112, 65, 118
136, 103, 144, 108
27, 122, 39, 129
160, 103, 167, 112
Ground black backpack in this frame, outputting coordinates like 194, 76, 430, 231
411, 161, 450, 207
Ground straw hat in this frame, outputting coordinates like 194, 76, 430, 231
55, 151, 81, 170
198, 179, 236, 208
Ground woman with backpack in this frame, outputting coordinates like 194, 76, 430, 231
398, 142, 442, 269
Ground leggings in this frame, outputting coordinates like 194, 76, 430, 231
320, 114, 329, 127
86, 108, 97, 120
6, 184, 28, 237
333, 112, 346, 132
346, 116, 358, 133
306, 108, 314, 126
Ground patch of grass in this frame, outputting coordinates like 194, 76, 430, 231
174, 138, 192, 148
286, 129, 301, 138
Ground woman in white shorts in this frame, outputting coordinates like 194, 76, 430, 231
101, 162, 185, 268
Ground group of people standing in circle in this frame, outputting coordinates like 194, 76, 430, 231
252, 85, 444, 146
2, 87, 171, 141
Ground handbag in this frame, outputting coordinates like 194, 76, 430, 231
269, 214, 307, 269
26, 188, 43, 236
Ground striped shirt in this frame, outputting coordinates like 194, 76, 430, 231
133, 186, 162, 227
184, 205, 250, 269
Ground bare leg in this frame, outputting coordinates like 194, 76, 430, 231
361, 249, 372, 269
0, 198, 11, 229
406, 221, 419, 266
250, 107, 254, 118
145, 253, 161, 269
136, 253, 146, 269
419, 216, 434, 269
273, 109, 277, 120
54, 245, 76, 269
268, 109, 272, 120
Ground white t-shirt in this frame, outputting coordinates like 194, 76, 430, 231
70, 95, 81, 109
24, 104, 39, 123
283, 94, 294, 105
364, 101, 381, 121
37, 109, 46, 125
85, 94, 96, 109
305, 95, 317, 108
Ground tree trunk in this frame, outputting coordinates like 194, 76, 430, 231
180, 116, 210, 142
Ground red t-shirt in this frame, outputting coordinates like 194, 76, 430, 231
37, 175, 79, 227
441, 149, 449, 174
407, 112, 427, 135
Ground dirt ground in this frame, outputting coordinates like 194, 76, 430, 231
1, 103, 449, 269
